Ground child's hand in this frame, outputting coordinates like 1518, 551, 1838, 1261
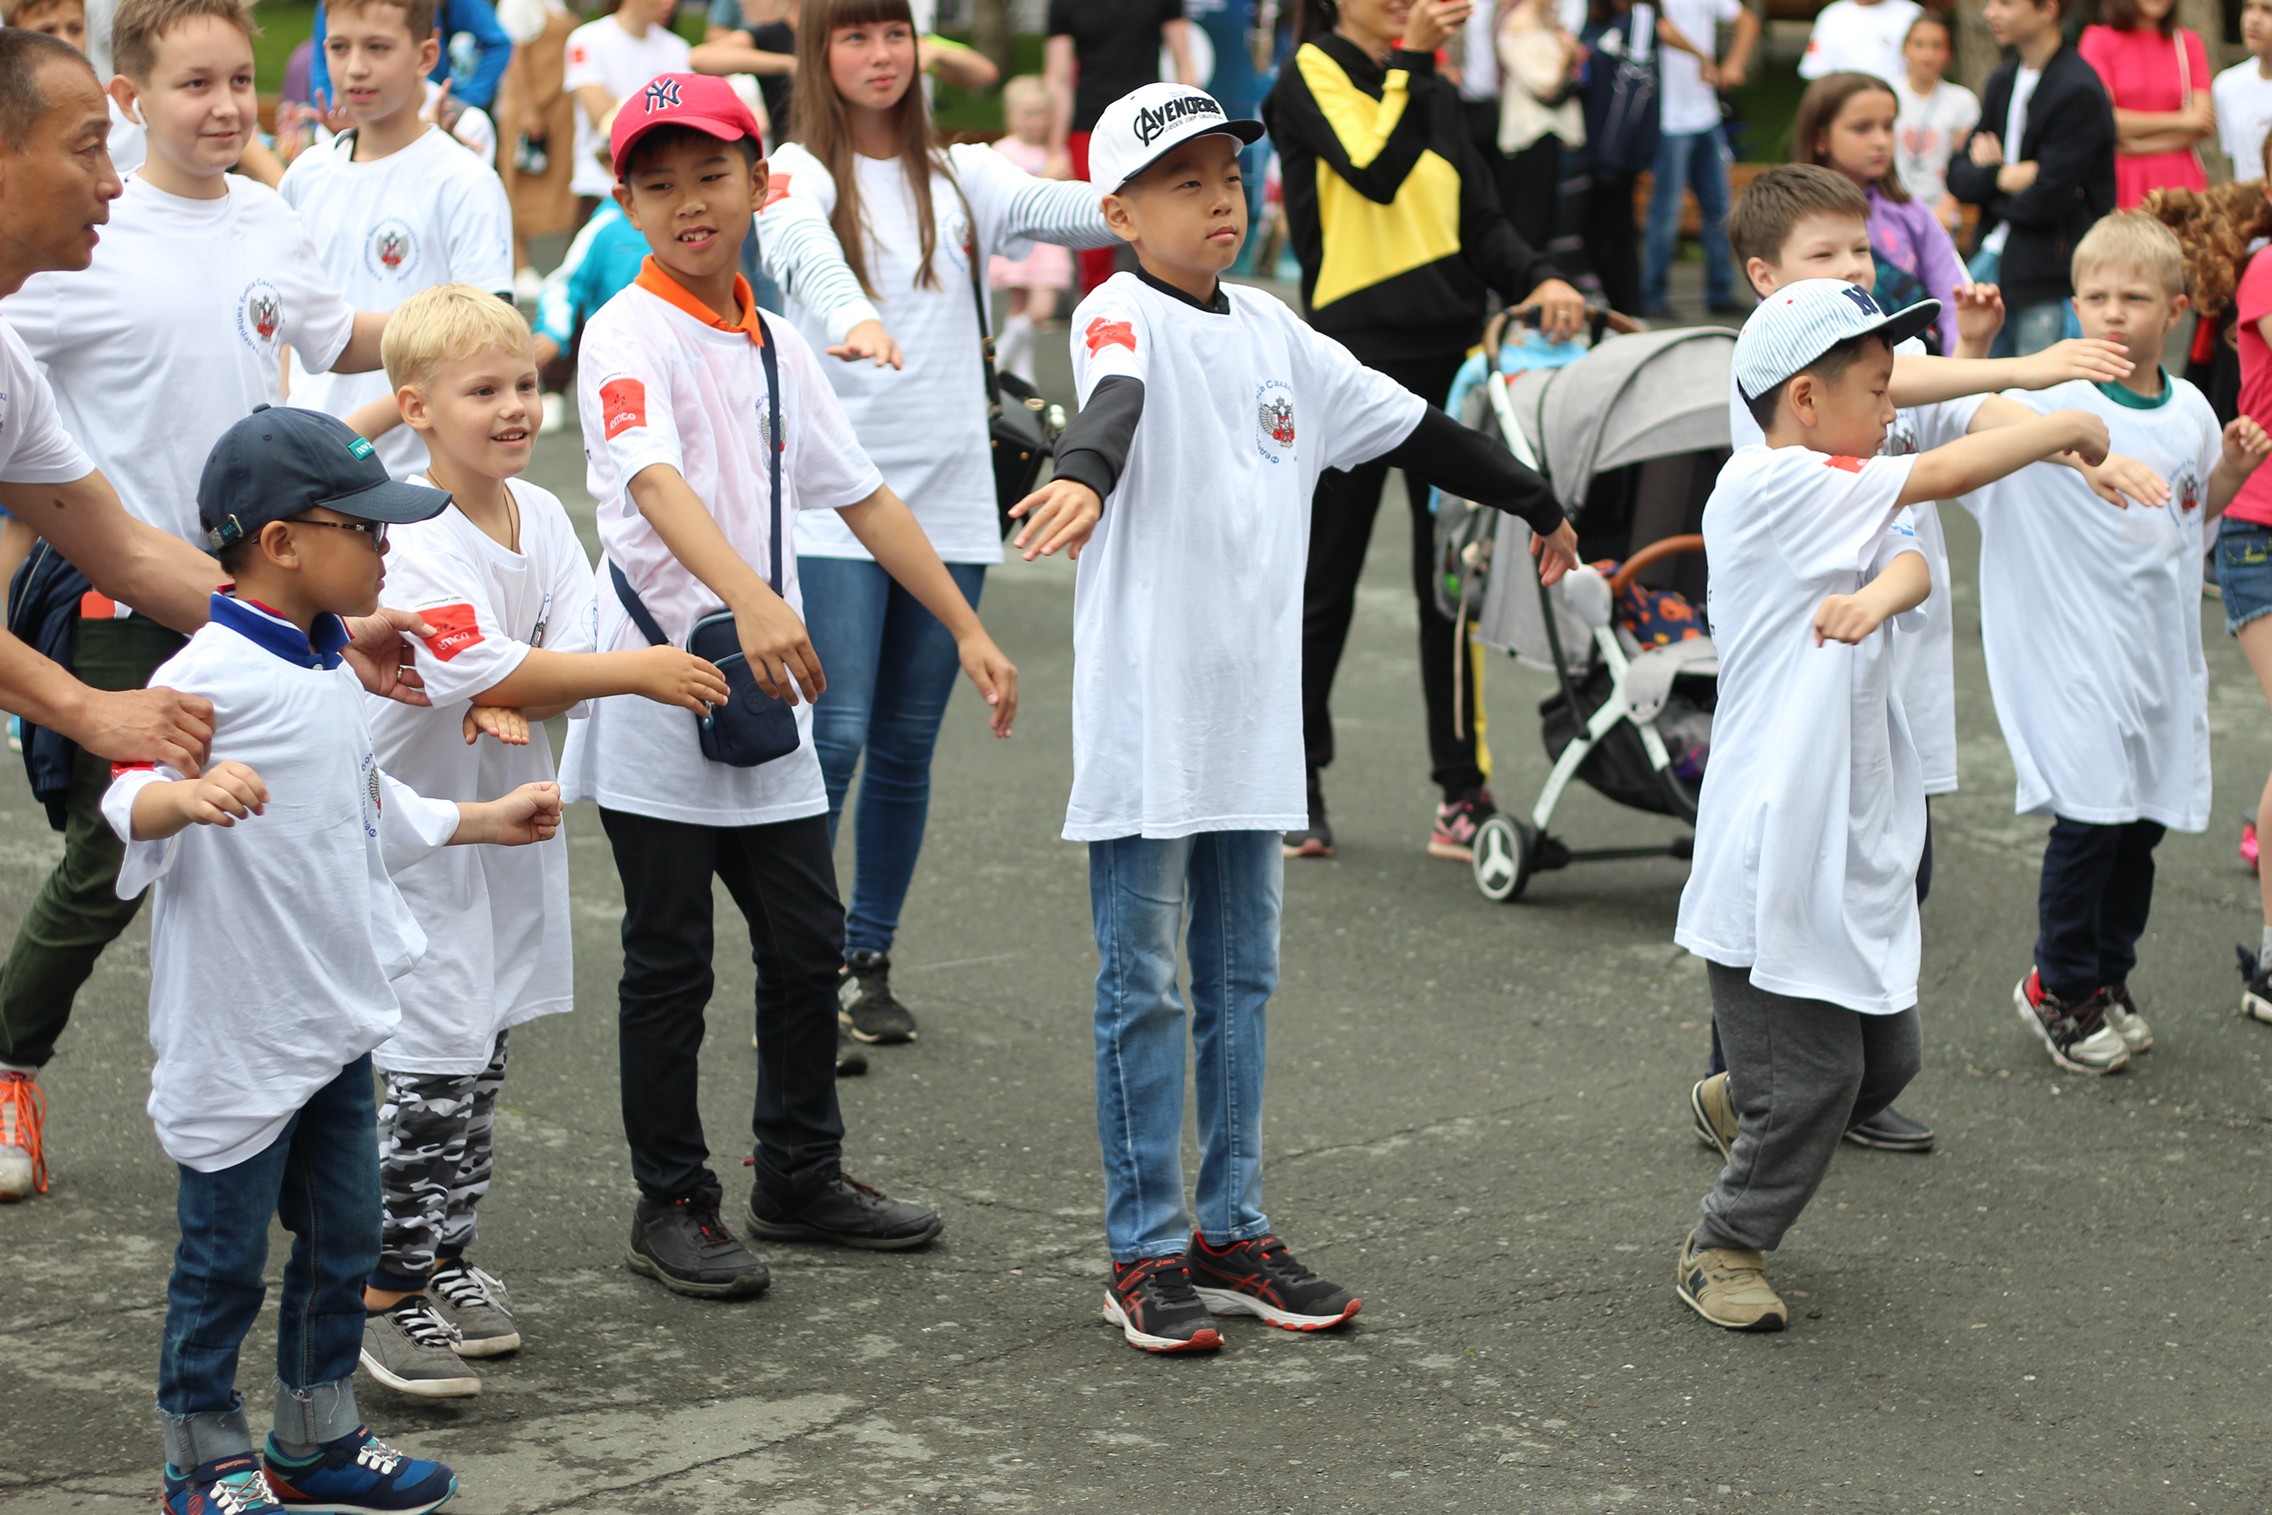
177, 760, 269, 829
957, 630, 1018, 738
479, 781, 563, 847
1953, 282, 2004, 352
735, 594, 826, 704
2077, 451, 2170, 510
1530, 519, 1581, 586
2046, 408, 2110, 467
1008, 478, 1102, 561
634, 645, 733, 714
828, 319, 904, 370
462, 705, 531, 746
2224, 415, 2272, 477
2014, 338, 2131, 392
309, 87, 355, 137
1813, 593, 1888, 647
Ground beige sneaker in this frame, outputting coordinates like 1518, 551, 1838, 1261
1675, 1231, 1787, 1332
1689, 1073, 1736, 1158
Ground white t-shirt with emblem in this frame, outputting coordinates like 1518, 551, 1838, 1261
1064, 273, 1426, 841
100, 606, 462, 1172
1799, 0, 1921, 84
1727, 339, 1981, 795
3, 174, 356, 548
1675, 444, 1929, 1016
562, 14, 691, 198
0, 321, 94, 487
363, 481, 594, 1074
280, 124, 514, 478
1963, 376, 2217, 830
561, 276, 881, 827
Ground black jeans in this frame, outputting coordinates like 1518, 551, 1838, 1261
2035, 815, 2165, 1001
1302, 346, 1484, 804
1582, 167, 1643, 318
599, 807, 847, 1203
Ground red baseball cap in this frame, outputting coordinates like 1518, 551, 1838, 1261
610, 73, 762, 180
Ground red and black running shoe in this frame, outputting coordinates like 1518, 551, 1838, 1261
1187, 1233, 1362, 1331
1102, 1254, 1223, 1354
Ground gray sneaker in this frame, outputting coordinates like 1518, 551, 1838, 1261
359, 1297, 480, 1398
429, 1261, 520, 1358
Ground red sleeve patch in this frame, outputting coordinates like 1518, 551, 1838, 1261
567, 41, 587, 64
1084, 317, 1137, 356
1825, 455, 1865, 472
110, 760, 154, 780
417, 602, 485, 662
761, 172, 792, 209
599, 377, 646, 440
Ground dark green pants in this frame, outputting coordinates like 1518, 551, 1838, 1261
0, 614, 185, 1069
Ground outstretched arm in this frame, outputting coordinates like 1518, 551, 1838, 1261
1901, 409, 2107, 506
1383, 408, 1578, 585
1889, 342, 2131, 409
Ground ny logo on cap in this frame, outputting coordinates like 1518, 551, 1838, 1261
1840, 285, 1882, 318
644, 78, 682, 112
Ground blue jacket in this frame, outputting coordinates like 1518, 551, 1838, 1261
310, 0, 513, 111
6, 543, 93, 831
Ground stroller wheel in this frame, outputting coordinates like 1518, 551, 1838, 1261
1473, 815, 1535, 903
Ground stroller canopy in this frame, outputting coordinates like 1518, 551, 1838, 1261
1504, 327, 1737, 516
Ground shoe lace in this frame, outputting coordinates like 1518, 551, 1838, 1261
681, 1192, 737, 1248
431, 1262, 509, 1313
206, 1466, 279, 1515
0, 1072, 47, 1195
391, 1297, 462, 1349
351, 1436, 404, 1476
838, 1173, 886, 1202
1250, 1235, 1319, 1285
1122, 1254, 1199, 1307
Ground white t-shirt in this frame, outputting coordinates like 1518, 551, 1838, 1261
100, 601, 461, 1172
1674, 444, 1929, 1016
560, 274, 881, 827
364, 481, 595, 1074
1980, 64, 2041, 258
1964, 377, 2217, 830
2214, 59, 2272, 170
1893, 77, 1980, 207
562, 14, 691, 198
761, 141, 1111, 565
280, 125, 514, 477
1799, 0, 1921, 84
1064, 274, 1425, 841
1726, 340, 1980, 794
1657, 0, 1741, 136
0, 322, 93, 487
3, 173, 356, 547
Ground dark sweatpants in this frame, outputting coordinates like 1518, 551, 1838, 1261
2034, 815, 2165, 1001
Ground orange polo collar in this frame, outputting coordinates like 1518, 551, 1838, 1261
634, 257, 765, 345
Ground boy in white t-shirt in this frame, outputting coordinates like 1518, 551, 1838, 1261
562, 0, 689, 209
282, 0, 514, 477
565, 76, 1017, 1299
1010, 84, 1579, 1354
1675, 280, 2103, 1333
1980, 216, 2269, 1074
105, 405, 560, 1515
2215, 0, 2272, 171
353, 285, 729, 1398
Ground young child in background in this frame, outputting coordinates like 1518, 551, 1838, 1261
282, 0, 515, 476
988, 73, 1074, 386
354, 285, 729, 1399
1010, 83, 1578, 1354
529, 126, 649, 431
107, 404, 561, 1515
5, 0, 87, 50
1892, 11, 1979, 236
1799, 0, 1918, 83
563, 0, 689, 221
1676, 280, 2106, 1332
2214, 0, 2272, 174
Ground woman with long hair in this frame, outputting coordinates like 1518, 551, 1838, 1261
1263, 0, 1586, 860
760, 0, 1113, 1045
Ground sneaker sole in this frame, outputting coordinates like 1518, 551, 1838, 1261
449, 1331, 521, 1358
262, 1470, 458, 1515
1426, 838, 1476, 861
1689, 1081, 1733, 1159
1191, 1284, 1361, 1331
624, 1248, 771, 1299
1840, 1127, 1936, 1153
2245, 988, 2272, 1025
2011, 981, 2130, 1075
357, 1346, 481, 1398
743, 1211, 944, 1251
1675, 1280, 1787, 1332
1101, 1292, 1224, 1353
840, 1012, 917, 1046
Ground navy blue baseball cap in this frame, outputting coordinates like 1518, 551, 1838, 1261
198, 405, 450, 553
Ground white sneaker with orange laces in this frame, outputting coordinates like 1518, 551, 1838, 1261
0, 1070, 48, 1200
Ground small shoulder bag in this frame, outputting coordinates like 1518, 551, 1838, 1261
958, 189, 1057, 537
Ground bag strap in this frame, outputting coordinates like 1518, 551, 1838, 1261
953, 175, 1003, 409
609, 305, 787, 646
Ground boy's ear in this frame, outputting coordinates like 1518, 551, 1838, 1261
611, 180, 637, 223
107, 74, 140, 126
1744, 255, 1777, 298
257, 519, 301, 570
395, 382, 430, 433
1100, 191, 1137, 246
420, 27, 444, 77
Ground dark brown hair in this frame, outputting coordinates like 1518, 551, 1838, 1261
111, 0, 258, 84
2098, 0, 2176, 36
0, 28, 89, 148
792, 0, 953, 296
1725, 162, 1870, 266
1902, 10, 1952, 48
1793, 70, 1907, 203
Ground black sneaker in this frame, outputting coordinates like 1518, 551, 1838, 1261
1186, 1232, 1361, 1331
627, 1185, 772, 1298
840, 951, 917, 1044
2014, 970, 2130, 1074
1102, 1254, 1223, 1354
836, 1025, 868, 1077
1842, 1104, 1936, 1152
746, 1172, 944, 1250
2239, 946, 2272, 1024
1284, 772, 1333, 858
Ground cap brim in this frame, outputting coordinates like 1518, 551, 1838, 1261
612, 114, 758, 177
320, 476, 454, 525
1874, 298, 1941, 352
1108, 118, 1266, 191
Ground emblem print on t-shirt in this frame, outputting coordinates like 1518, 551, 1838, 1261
366, 218, 420, 281
236, 279, 284, 352
2173, 463, 2203, 515
1084, 317, 1136, 355
1254, 379, 1296, 464
598, 375, 646, 439
418, 602, 485, 662
359, 750, 382, 838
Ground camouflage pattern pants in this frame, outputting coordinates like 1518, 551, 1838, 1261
370, 1033, 509, 1293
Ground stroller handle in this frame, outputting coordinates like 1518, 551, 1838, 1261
1483, 303, 1644, 366
1607, 534, 1707, 597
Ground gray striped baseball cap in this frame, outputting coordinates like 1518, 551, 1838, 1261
1733, 279, 1941, 404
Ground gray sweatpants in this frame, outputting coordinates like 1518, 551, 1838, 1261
1695, 963, 1921, 1253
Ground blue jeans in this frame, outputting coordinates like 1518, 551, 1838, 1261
1089, 831, 1281, 1261
802, 556, 984, 957
1641, 127, 1733, 310
159, 1056, 376, 1468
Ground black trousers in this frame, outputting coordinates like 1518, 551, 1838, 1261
1302, 346, 1485, 803
2035, 815, 2165, 1001
599, 806, 847, 1203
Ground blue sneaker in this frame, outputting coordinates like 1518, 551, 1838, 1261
162, 1452, 285, 1514
261, 1426, 456, 1513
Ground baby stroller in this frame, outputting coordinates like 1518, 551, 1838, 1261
1435, 308, 1735, 903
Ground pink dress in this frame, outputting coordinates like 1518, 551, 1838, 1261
2079, 23, 2209, 209
986, 136, 1074, 291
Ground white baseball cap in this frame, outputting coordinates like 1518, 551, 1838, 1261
1088, 82, 1264, 195
1733, 279, 1941, 403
